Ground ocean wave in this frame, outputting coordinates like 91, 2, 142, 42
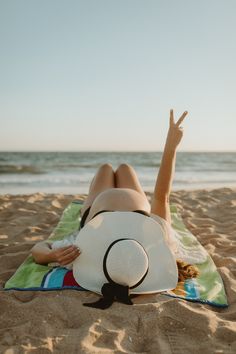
174, 179, 236, 185
52, 163, 102, 169
51, 162, 161, 169
136, 162, 161, 168
0, 165, 43, 174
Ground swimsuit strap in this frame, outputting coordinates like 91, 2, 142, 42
80, 209, 150, 229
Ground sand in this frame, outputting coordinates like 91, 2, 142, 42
0, 188, 235, 353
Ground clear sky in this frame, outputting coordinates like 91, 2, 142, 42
0, 0, 235, 151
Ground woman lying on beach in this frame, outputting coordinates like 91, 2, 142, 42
31, 109, 199, 305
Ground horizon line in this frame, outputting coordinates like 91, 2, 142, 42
0, 150, 236, 153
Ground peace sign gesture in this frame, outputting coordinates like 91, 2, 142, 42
165, 109, 188, 151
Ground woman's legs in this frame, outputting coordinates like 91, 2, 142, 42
80, 164, 115, 218
115, 163, 149, 202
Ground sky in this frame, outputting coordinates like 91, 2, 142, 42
0, 0, 235, 152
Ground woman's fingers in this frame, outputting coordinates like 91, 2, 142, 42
58, 247, 81, 265
169, 109, 188, 127
169, 109, 174, 126
176, 111, 188, 127
60, 245, 80, 256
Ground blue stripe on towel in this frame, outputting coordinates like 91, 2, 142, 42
43, 267, 68, 288
184, 279, 199, 299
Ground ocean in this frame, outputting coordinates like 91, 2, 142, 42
0, 151, 236, 195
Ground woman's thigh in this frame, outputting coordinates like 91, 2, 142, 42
80, 163, 115, 217
115, 163, 148, 199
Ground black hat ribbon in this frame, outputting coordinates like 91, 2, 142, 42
83, 238, 148, 309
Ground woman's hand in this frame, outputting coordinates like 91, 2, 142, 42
49, 245, 81, 266
165, 109, 188, 151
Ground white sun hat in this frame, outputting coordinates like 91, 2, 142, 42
73, 212, 178, 308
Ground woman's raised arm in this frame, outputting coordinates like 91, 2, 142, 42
151, 109, 188, 223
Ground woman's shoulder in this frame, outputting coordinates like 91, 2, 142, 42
150, 213, 172, 233
150, 213, 179, 255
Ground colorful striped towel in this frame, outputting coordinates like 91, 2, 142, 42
4, 200, 228, 308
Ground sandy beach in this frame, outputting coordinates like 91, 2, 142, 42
0, 188, 235, 353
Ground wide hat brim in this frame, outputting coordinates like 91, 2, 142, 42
73, 212, 178, 295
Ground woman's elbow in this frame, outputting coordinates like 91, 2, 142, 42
31, 246, 44, 265
31, 247, 39, 264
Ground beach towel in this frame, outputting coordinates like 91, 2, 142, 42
4, 200, 228, 308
